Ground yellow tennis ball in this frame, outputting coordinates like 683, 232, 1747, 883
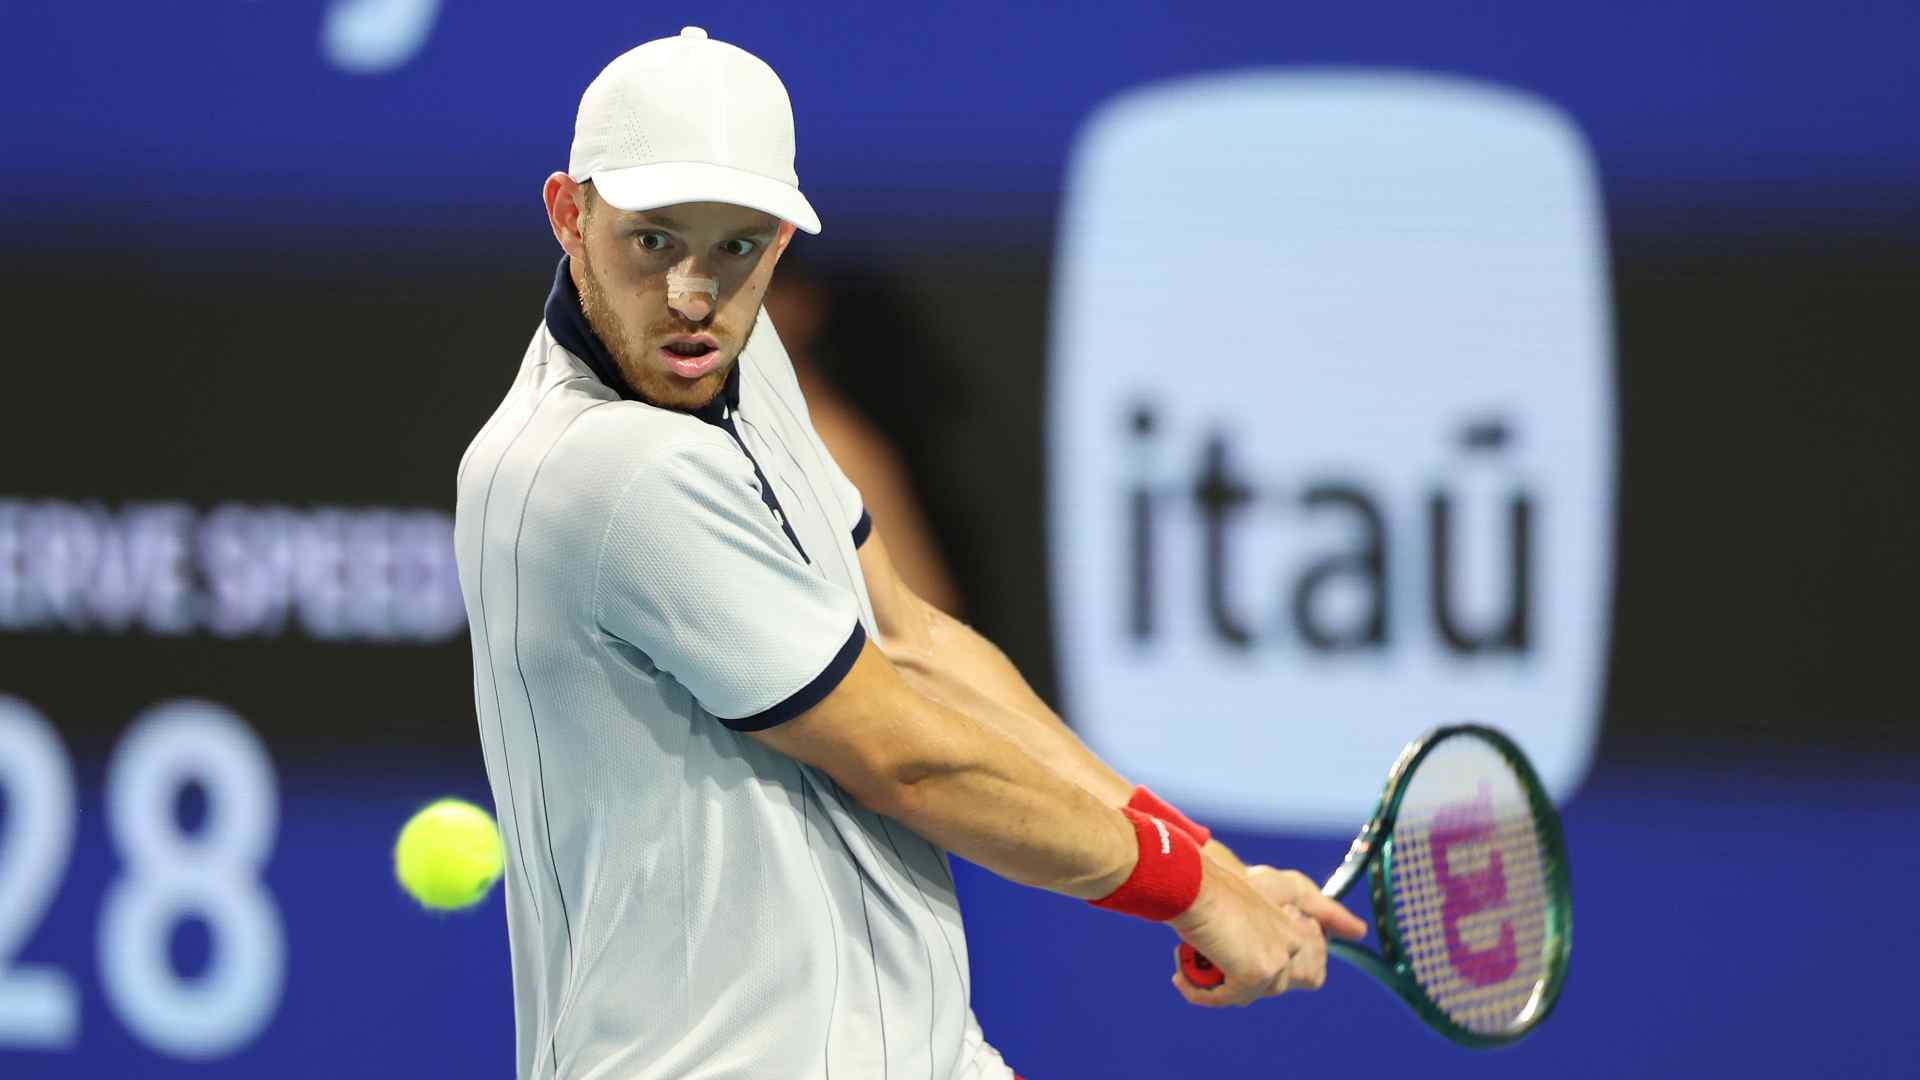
394, 798, 504, 911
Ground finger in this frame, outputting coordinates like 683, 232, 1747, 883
1294, 891, 1369, 940
1259, 963, 1293, 999
1247, 866, 1351, 934
1170, 947, 1224, 1007
1255, 941, 1302, 999
1286, 904, 1323, 937
1290, 928, 1329, 991
1210, 961, 1264, 1007
1220, 982, 1262, 1006
1280, 903, 1322, 943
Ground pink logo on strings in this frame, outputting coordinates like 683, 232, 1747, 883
1427, 784, 1519, 986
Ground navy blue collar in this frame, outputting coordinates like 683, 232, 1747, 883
544, 255, 739, 424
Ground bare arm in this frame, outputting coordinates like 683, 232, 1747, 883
747, 636, 1325, 1004
857, 528, 1256, 872
858, 529, 1130, 800
749, 639, 1138, 899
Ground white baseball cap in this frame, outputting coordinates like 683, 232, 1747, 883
568, 27, 821, 235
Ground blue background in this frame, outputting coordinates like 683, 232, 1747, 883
9, 756, 1917, 1078
5, 1, 1919, 1075
5, 1, 1917, 237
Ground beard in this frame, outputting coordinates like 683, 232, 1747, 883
576, 252, 755, 412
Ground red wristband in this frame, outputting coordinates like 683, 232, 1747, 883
1089, 807, 1203, 923
1127, 786, 1211, 847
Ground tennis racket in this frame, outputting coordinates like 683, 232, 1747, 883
1177, 724, 1572, 1048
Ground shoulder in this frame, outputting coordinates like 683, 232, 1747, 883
468, 367, 742, 524
739, 308, 811, 409
564, 396, 733, 469
531, 407, 749, 541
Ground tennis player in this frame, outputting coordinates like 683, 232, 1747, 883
454, 27, 1364, 1079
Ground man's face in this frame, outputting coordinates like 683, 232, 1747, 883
574, 195, 790, 411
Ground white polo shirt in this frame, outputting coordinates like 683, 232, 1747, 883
453, 258, 1013, 1080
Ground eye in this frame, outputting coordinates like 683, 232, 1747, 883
636, 231, 672, 252
720, 238, 759, 257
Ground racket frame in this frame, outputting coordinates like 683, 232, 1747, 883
1323, 723, 1573, 1049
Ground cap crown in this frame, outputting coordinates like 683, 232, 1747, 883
569, 28, 799, 187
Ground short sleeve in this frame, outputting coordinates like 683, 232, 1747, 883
747, 310, 867, 545
789, 389, 867, 547
593, 439, 865, 730
819, 437, 869, 548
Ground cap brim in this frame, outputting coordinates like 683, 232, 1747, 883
584, 161, 821, 235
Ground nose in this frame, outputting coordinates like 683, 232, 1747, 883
666, 261, 719, 322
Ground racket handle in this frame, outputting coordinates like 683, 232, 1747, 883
1177, 943, 1225, 988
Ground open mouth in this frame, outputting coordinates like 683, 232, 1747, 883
659, 337, 722, 378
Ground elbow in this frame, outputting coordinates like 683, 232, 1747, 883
872, 595, 936, 673
833, 768, 907, 817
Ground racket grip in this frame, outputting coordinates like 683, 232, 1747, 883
1177, 943, 1225, 988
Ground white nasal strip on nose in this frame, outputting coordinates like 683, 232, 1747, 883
667, 270, 718, 304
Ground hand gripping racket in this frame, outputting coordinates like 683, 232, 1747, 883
1177, 724, 1572, 1048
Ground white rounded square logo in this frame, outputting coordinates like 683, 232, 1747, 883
1049, 71, 1614, 831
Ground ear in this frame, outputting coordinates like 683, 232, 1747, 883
543, 172, 589, 259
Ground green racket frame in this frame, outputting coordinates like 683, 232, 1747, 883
1319, 723, 1573, 1049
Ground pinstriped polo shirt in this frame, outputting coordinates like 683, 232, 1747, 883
453, 258, 1014, 1080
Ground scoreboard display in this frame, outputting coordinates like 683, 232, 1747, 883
4, 696, 284, 1059
0, 254, 524, 1077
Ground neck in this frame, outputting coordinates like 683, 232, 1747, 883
542, 254, 740, 422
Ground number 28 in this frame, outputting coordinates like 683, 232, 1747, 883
0, 696, 284, 1060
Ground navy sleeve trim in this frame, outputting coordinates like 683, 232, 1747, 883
851, 508, 873, 549
720, 622, 868, 732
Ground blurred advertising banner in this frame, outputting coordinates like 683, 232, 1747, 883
1048, 72, 1615, 831
5, 4, 1914, 236
0, 500, 462, 643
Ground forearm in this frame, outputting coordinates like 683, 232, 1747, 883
857, 527, 1241, 874
887, 602, 1254, 873
759, 643, 1139, 901
875, 697, 1138, 900
883, 599, 1133, 805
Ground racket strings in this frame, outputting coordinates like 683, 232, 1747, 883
1389, 806, 1551, 1034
